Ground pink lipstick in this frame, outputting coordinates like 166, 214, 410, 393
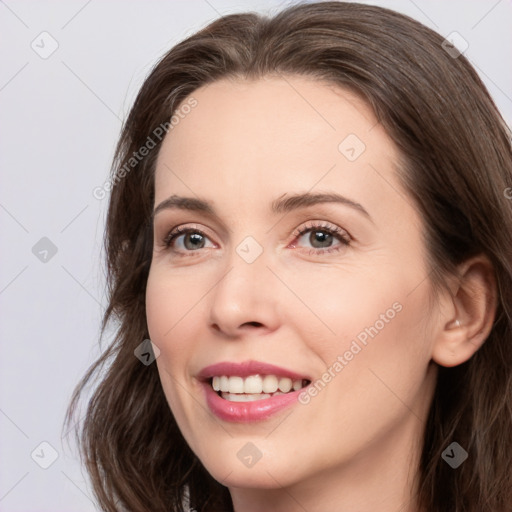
198, 360, 311, 423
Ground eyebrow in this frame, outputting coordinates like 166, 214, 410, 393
152, 192, 372, 220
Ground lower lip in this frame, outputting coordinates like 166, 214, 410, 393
202, 382, 302, 423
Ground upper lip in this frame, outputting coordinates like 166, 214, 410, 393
197, 360, 311, 382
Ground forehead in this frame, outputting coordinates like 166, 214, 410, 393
154, 76, 403, 220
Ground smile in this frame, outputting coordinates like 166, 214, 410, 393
211, 374, 310, 401
198, 361, 312, 422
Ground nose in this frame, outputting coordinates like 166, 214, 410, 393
208, 249, 281, 339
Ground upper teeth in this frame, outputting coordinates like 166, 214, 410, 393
212, 375, 305, 394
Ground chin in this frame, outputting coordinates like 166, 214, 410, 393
194, 441, 303, 490
209, 460, 299, 490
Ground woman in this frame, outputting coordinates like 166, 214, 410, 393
67, 2, 512, 511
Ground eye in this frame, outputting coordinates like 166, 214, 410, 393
161, 221, 351, 257
291, 221, 350, 254
163, 225, 216, 254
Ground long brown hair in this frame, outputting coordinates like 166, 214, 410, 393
66, 2, 512, 511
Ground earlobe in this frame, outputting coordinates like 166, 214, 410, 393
431, 255, 497, 368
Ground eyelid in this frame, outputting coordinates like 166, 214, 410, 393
289, 220, 351, 245
162, 223, 215, 247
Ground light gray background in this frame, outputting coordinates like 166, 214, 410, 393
1, 1, 511, 510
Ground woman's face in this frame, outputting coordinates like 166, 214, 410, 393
146, 76, 439, 498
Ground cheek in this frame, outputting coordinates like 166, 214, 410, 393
285, 262, 433, 396
292, 279, 433, 461
145, 266, 203, 347
282, 266, 406, 347
145, 268, 199, 402
146, 269, 204, 444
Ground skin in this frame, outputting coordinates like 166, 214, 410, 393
145, 76, 495, 512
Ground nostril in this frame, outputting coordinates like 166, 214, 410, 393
243, 321, 263, 328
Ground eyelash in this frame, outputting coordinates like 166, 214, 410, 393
292, 221, 350, 255
162, 221, 351, 257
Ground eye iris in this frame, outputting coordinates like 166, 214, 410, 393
184, 232, 205, 250
310, 230, 333, 248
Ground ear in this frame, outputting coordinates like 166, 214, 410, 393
431, 255, 497, 367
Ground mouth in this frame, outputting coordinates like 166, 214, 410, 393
198, 360, 312, 422
210, 374, 311, 402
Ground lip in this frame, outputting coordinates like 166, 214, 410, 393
197, 360, 310, 381
198, 360, 311, 423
